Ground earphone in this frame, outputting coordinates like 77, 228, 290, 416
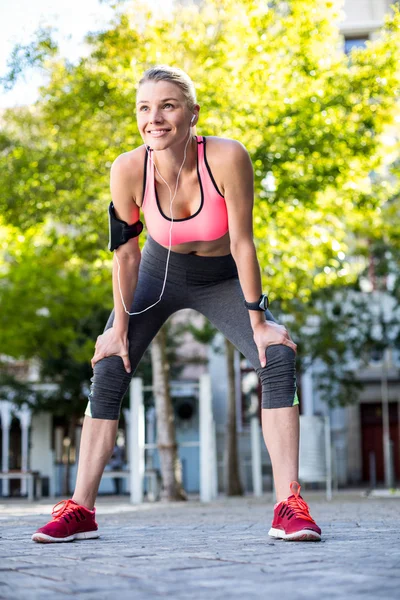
115, 115, 196, 316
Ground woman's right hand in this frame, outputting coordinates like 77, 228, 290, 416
91, 327, 131, 373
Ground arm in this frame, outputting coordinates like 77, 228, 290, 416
110, 155, 141, 336
222, 142, 265, 330
223, 141, 296, 366
91, 154, 141, 373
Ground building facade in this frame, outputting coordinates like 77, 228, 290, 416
1, 0, 399, 498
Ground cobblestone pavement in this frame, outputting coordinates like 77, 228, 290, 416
0, 490, 399, 600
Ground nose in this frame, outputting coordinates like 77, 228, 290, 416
148, 109, 163, 123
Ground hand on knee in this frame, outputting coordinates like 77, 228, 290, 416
253, 321, 296, 367
257, 344, 298, 409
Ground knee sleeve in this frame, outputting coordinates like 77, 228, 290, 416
256, 344, 299, 409
85, 355, 132, 420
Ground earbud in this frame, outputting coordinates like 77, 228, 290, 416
191, 115, 195, 124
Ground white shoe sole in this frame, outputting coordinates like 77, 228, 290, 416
268, 527, 321, 542
31, 530, 100, 543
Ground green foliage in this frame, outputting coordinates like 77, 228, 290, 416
1, 0, 400, 409
0, 219, 112, 360
180, 319, 218, 346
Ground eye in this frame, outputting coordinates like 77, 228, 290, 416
139, 106, 149, 111
163, 103, 174, 109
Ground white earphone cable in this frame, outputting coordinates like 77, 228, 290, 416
115, 125, 194, 316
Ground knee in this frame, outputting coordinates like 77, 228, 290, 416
263, 344, 296, 371
86, 355, 132, 420
256, 344, 298, 409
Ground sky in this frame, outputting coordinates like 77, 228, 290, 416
0, 0, 173, 108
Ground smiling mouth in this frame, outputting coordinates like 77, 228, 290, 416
147, 129, 171, 134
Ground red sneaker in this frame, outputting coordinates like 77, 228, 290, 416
268, 481, 321, 542
32, 499, 99, 543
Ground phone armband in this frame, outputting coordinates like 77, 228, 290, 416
108, 202, 143, 251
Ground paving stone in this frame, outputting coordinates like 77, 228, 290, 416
0, 492, 400, 599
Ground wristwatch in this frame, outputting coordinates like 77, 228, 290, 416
244, 293, 269, 311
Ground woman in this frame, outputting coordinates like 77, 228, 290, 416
32, 65, 321, 543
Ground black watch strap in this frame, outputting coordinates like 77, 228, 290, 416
244, 294, 269, 311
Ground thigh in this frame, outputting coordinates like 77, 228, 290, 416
190, 278, 297, 409
107, 269, 180, 369
190, 278, 277, 370
87, 269, 182, 419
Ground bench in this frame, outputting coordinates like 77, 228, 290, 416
101, 469, 161, 501
0, 471, 42, 501
101, 470, 130, 480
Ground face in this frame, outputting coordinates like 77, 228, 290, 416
136, 80, 197, 149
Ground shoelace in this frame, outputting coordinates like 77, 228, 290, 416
51, 499, 86, 523
279, 481, 316, 523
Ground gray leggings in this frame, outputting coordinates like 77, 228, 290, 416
85, 236, 298, 420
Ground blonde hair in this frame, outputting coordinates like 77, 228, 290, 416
138, 65, 197, 111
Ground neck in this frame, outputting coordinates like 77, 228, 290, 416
151, 134, 197, 180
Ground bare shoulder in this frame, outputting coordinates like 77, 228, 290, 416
112, 145, 146, 170
204, 136, 251, 174
111, 145, 147, 206
204, 137, 252, 195
205, 136, 250, 160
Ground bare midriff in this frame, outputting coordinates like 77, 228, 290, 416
167, 231, 231, 256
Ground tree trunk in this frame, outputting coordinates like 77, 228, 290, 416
225, 338, 244, 496
63, 415, 76, 496
151, 327, 187, 501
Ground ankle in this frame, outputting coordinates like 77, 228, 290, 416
276, 493, 292, 505
275, 488, 291, 503
72, 495, 95, 511
274, 479, 300, 503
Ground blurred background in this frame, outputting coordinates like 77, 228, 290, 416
0, 0, 399, 502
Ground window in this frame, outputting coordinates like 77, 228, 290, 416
344, 36, 369, 54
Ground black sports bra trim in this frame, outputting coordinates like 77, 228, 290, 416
153, 140, 204, 222
202, 136, 224, 198
141, 147, 148, 206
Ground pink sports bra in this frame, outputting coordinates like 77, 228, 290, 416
141, 136, 228, 246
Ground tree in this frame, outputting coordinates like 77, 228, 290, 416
1, 0, 400, 417
224, 338, 243, 496
151, 327, 187, 501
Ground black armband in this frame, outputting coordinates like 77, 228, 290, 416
108, 202, 144, 251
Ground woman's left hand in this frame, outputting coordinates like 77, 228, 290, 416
253, 321, 297, 368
